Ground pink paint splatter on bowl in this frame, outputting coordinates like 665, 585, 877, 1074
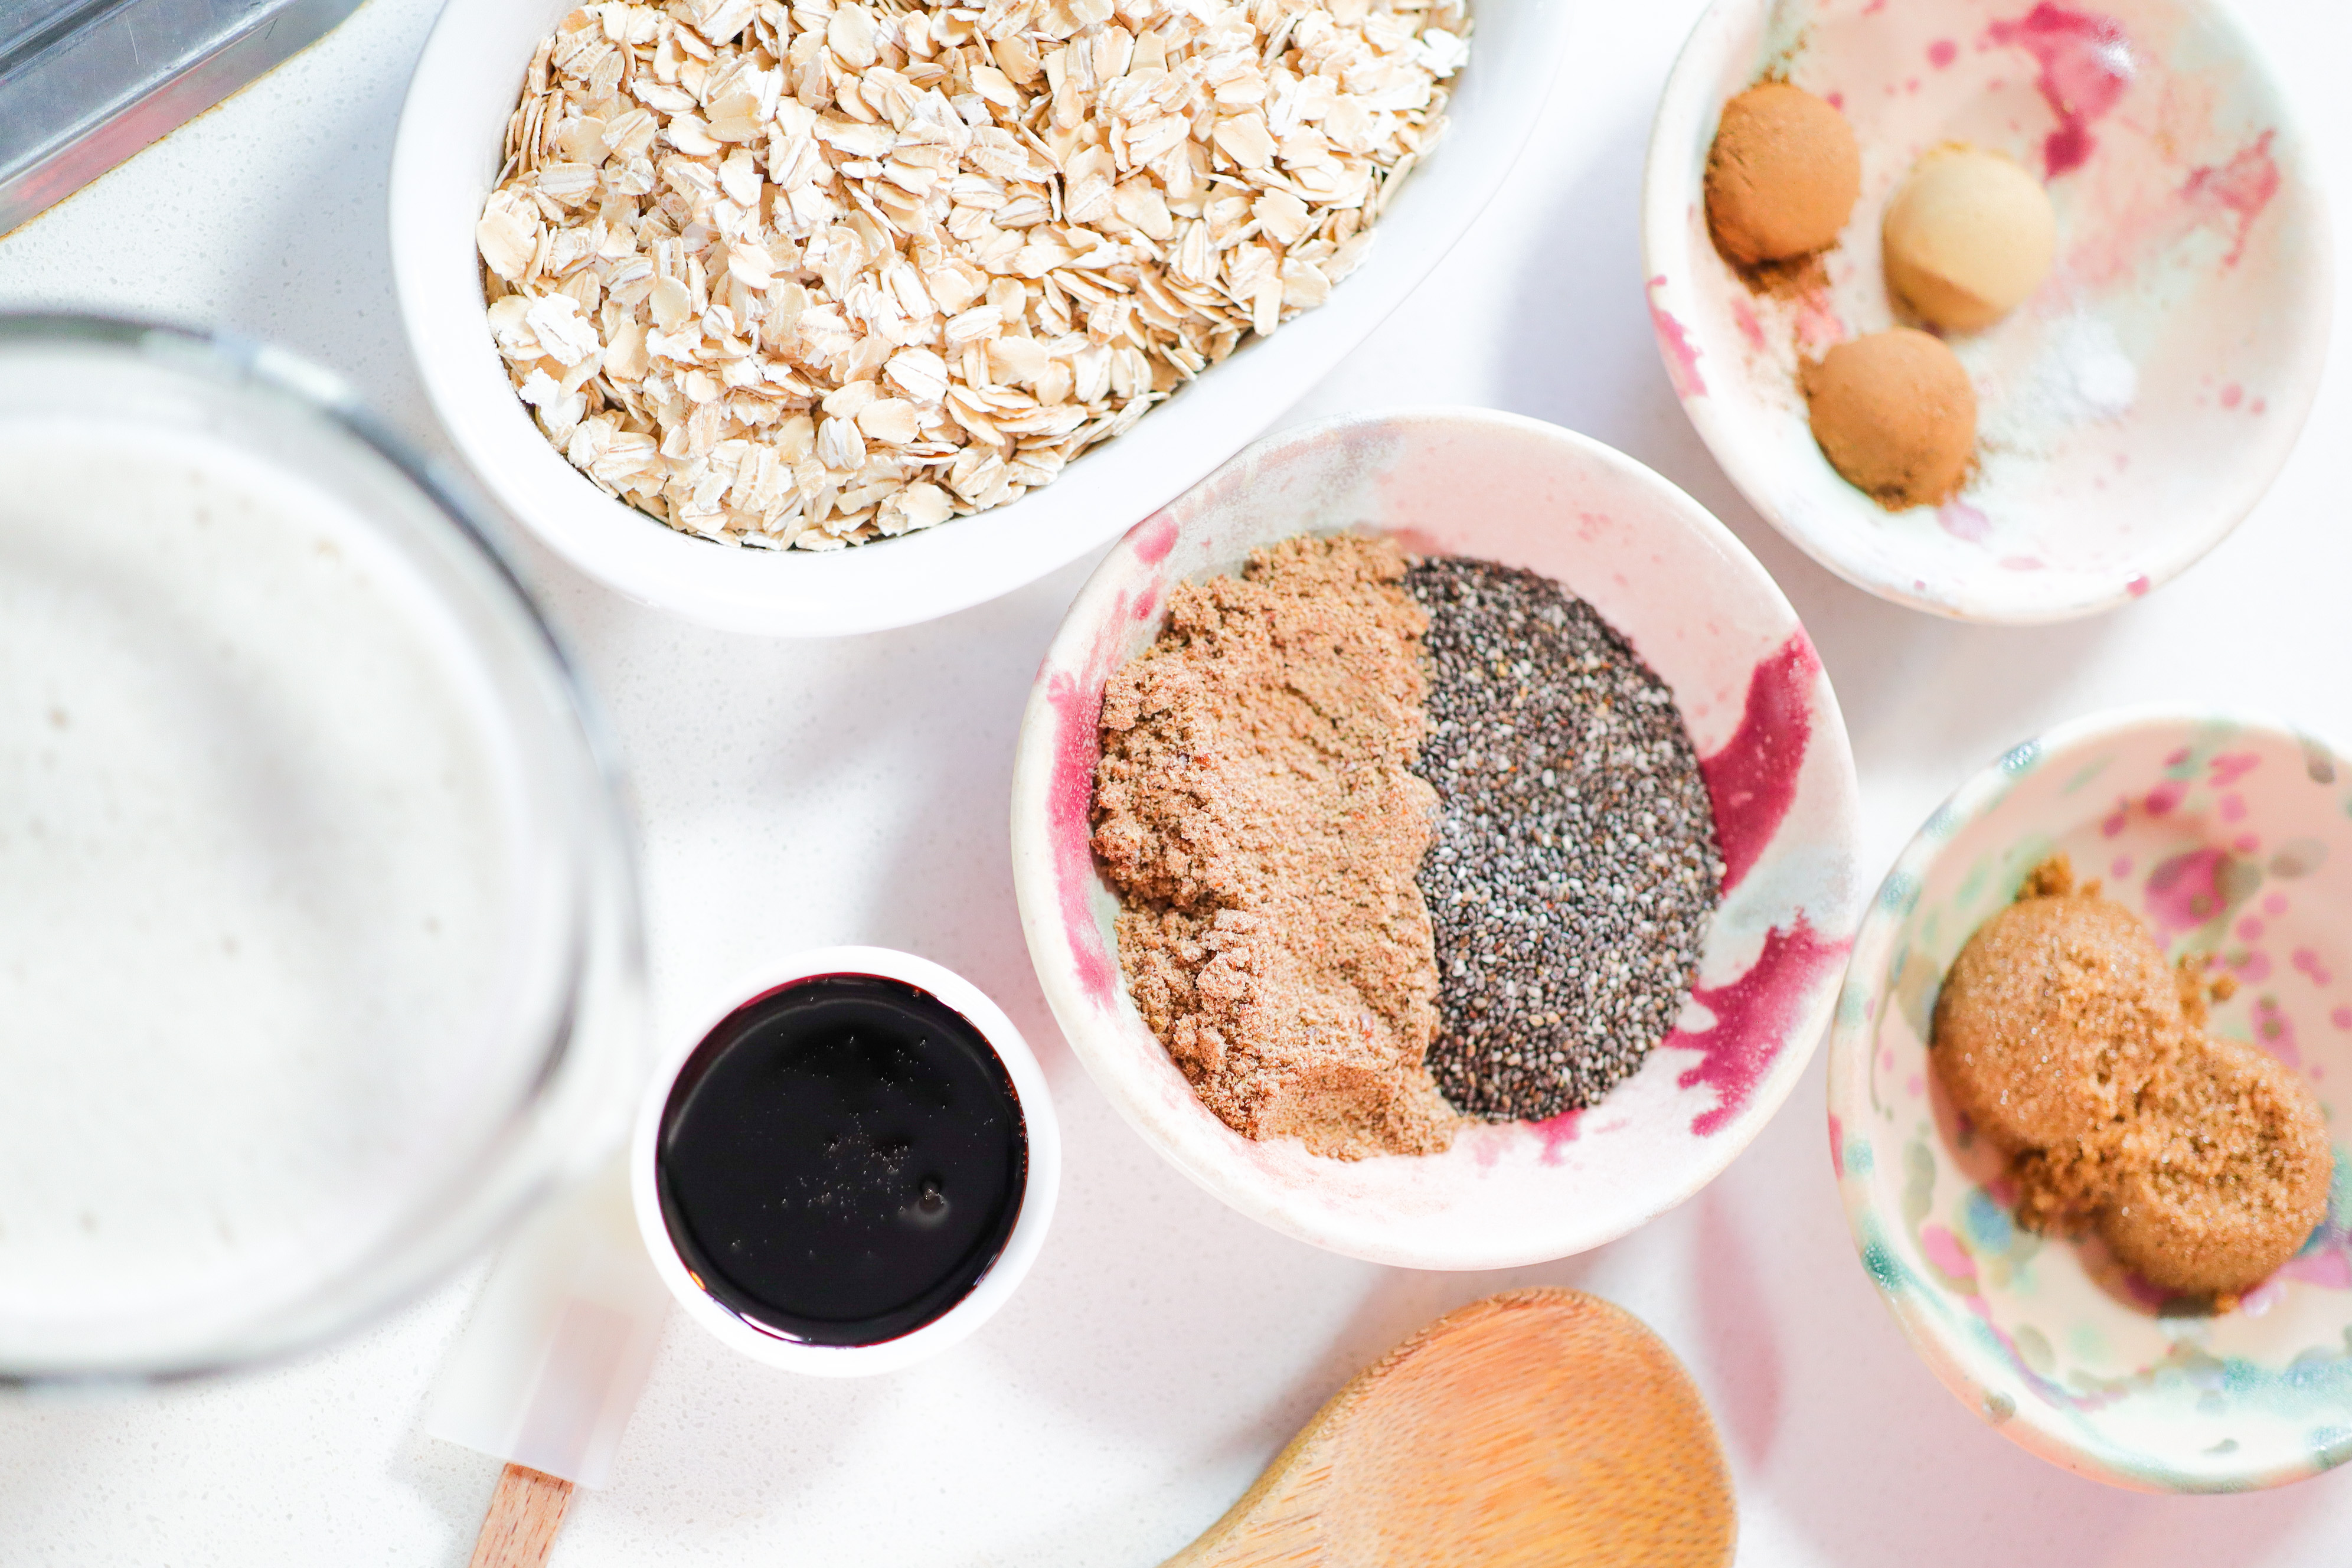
1921, 1223, 1978, 1286
1133, 511, 1178, 566
1939, 500, 1993, 543
1985, 2, 2135, 178
1531, 1108, 1586, 1165
1732, 297, 1766, 352
1672, 917, 1848, 1136
2144, 845, 2234, 938
2210, 752, 2262, 788
1700, 635, 1819, 892
1045, 671, 1117, 1004
2279, 1247, 2352, 1290
1648, 276, 1706, 398
2253, 994, 2300, 1067
2185, 130, 2281, 267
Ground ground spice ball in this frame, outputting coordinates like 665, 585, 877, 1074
1405, 558, 1724, 1121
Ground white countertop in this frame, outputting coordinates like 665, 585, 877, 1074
4, 0, 2351, 1561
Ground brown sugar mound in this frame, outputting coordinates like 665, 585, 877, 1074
1705, 82, 1861, 268
2105, 1035, 2332, 1296
1932, 855, 2184, 1226
1801, 329, 1978, 511
1091, 534, 1456, 1161
1931, 853, 2332, 1296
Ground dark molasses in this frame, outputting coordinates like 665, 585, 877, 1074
655, 974, 1027, 1346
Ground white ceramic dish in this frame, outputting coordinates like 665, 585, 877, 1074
388, 1, 1567, 637
632, 946, 1059, 1376
1643, 0, 2331, 623
1009, 408, 1866, 1269
1832, 710, 2352, 1490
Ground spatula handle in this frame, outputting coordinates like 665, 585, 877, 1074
467, 1462, 575, 1568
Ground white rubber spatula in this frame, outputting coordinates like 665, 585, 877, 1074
425, 1159, 671, 1567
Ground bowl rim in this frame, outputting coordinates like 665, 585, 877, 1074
629, 945, 1061, 1377
386, 0, 1571, 638
1827, 701, 2348, 1492
1638, 0, 2337, 626
1011, 403, 1865, 1269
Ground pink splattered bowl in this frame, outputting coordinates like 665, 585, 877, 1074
1008, 409, 1864, 1268
1831, 709, 2352, 1490
1643, 0, 2332, 624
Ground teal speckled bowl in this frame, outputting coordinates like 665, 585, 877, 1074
1830, 708, 2352, 1491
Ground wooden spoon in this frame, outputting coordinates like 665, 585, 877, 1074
1162, 1288, 1735, 1568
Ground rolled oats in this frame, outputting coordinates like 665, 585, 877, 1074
480, 0, 1468, 550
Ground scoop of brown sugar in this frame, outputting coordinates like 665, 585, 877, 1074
1931, 852, 2331, 1296
1932, 854, 2181, 1223
2103, 1034, 2332, 1295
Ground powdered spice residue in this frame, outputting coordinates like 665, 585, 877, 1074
1091, 535, 1456, 1160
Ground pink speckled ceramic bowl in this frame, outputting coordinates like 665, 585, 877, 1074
1832, 710, 2352, 1489
1008, 409, 1865, 1268
1644, 0, 2332, 623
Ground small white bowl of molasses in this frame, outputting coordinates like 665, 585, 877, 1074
632, 946, 1059, 1374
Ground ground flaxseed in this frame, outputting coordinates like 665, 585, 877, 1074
1092, 535, 1456, 1161
1406, 557, 1724, 1122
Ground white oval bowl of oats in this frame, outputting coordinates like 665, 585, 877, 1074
390, 0, 1566, 636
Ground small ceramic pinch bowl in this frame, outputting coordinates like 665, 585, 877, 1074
1831, 709, 2352, 1490
1010, 409, 1865, 1269
388, 0, 1569, 636
632, 946, 1060, 1376
1644, 0, 2331, 623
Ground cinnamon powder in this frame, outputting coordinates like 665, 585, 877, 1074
1091, 534, 1457, 1160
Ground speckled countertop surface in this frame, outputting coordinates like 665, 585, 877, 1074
2, 0, 2350, 1562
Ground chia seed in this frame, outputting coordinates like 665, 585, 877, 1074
1406, 556, 1725, 1121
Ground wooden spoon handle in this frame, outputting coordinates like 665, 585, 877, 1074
466, 1462, 575, 1568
